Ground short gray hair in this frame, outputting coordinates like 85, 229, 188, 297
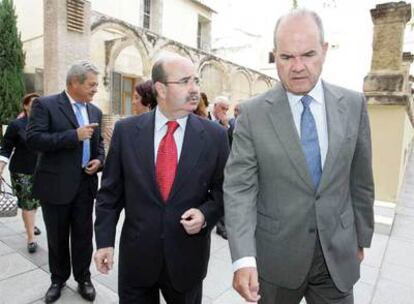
66, 60, 99, 86
213, 96, 230, 106
273, 9, 325, 50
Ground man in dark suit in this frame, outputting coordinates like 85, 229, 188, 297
27, 60, 105, 303
209, 96, 234, 239
94, 54, 229, 304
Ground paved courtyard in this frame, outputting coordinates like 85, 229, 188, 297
0, 146, 413, 303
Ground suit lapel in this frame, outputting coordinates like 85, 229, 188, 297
318, 82, 346, 193
86, 104, 98, 124
168, 114, 205, 202
58, 91, 79, 128
133, 111, 164, 205
266, 84, 314, 190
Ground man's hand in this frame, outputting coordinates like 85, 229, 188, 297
233, 267, 261, 302
84, 159, 101, 175
357, 247, 364, 263
180, 208, 205, 234
216, 111, 229, 128
77, 123, 99, 141
94, 247, 114, 274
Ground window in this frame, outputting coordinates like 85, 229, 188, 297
197, 20, 202, 49
143, 0, 151, 29
111, 72, 137, 115
197, 15, 211, 51
268, 51, 275, 63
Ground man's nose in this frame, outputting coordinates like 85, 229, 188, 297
291, 57, 305, 72
188, 80, 200, 92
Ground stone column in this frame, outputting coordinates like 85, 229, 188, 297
43, 0, 92, 94
363, 2, 414, 203
364, 2, 411, 100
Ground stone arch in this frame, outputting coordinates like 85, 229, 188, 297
229, 69, 252, 103
108, 38, 145, 77
252, 76, 272, 95
151, 41, 196, 63
198, 58, 229, 101
91, 18, 152, 77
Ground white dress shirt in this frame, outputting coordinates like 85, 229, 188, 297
154, 107, 188, 162
232, 79, 329, 272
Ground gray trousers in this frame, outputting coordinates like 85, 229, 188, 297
259, 236, 354, 304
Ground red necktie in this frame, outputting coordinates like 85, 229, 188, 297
156, 121, 179, 202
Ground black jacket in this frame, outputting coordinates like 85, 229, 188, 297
27, 91, 105, 204
0, 117, 38, 175
95, 111, 230, 292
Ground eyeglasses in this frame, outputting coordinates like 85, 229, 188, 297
161, 76, 201, 86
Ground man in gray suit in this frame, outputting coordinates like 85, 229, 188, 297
223, 9, 374, 304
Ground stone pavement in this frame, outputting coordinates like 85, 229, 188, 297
0, 145, 413, 303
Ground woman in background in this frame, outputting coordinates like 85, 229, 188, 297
133, 79, 157, 114
0, 93, 41, 253
104, 80, 157, 146
194, 92, 209, 118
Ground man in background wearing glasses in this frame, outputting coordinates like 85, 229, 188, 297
94, 53, 230, 304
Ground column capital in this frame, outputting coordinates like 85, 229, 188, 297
371, 2, 411, 25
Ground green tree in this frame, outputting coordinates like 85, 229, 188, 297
0, 0, 25, 128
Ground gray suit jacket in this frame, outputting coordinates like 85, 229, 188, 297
223, 81, 374, 292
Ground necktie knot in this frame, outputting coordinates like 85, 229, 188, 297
166, 121, 179, 134
75, 102, 86, 109
301, 95, 313, 109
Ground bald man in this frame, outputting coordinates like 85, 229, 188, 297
94, 54, 230, 304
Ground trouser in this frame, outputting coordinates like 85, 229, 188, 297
259, 236, 354, 304
42, 173, 94, 284
119, 258, 202, 304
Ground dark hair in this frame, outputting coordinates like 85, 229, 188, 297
135, 80, 157, 109
200, 92, 209, 107
22, 93, 40, 116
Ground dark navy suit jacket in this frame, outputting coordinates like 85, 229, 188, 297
27, 91, 105, 204
94, 110, 229, 292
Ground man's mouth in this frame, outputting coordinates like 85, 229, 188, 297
186, 94, 200, 103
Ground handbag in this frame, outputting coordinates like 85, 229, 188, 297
0, 177, 18, 217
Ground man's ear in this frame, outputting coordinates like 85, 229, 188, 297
154, 82, 166, 99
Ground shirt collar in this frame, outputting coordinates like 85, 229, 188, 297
65, 90, 87, 106
286, 78, 324, 107
155, 106, 188, 132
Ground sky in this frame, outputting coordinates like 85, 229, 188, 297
206, 0, 414, 91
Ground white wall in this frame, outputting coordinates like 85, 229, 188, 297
13, 0, 44, 71
91, 0, 141, 27
14, 0, 43, 42
162, 0, 212, 48
210, 0, 414, 91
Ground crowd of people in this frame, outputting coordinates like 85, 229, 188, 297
0, 9, 374, 304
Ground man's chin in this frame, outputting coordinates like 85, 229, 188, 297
185, 102, 199, 110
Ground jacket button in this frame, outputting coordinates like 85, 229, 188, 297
315, 195, 321, 200
309, 228, 316, 233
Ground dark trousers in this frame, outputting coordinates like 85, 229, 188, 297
216, 217, 226, 234
119, 259, 202, 304
259, 236, 354, 304
41, 173, 94, 284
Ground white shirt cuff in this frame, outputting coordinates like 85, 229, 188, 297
232, 256, 257, 272
0, 156, 9, 164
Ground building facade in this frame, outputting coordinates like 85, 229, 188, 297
14, 0, 275, 117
